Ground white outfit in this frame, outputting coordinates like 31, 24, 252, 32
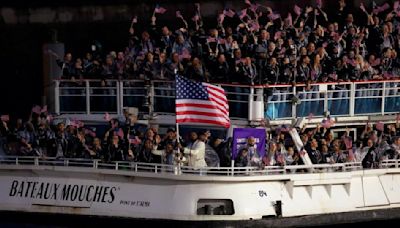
183, 140, 207, 168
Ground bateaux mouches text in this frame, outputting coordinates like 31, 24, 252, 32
9, 180, 118, 203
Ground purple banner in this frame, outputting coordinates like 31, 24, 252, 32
232, 128, 266, 159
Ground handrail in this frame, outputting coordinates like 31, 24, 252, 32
0, 156, 378, 177
54, 78, 400, 86
53, 78, 400, 120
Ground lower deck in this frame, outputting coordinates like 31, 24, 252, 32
1, 156, 400, 222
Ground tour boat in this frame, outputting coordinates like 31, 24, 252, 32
1, 156, 400, 226
1, 79, 400, 226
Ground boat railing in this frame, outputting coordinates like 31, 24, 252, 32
380, 159, 400, 169
0, 156, 370, 176
53, 79, 400, 121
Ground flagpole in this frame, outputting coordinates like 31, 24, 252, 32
175, 72, 182, 172
176, 122, 180, 146
175, 73, 181, 156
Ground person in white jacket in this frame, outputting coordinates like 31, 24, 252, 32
180, 132, 207, 168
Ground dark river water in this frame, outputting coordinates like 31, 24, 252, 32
0, 211, 398, 228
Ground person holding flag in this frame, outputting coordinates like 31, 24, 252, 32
175, 74, 230, 168
178, 131, 207, 169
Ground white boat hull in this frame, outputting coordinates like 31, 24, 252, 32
1, 164, 400, 221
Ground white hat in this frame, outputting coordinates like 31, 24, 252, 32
124, 107, 138, 116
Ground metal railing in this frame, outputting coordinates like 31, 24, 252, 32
380, 159, 400, 168
0, 156, 366, 176
54, 79, 400, 120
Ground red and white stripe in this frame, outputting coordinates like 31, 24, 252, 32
176, 84, 230, 128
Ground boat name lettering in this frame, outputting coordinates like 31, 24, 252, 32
8, 180, 119, 203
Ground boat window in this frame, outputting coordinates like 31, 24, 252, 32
197, 199, 234, 215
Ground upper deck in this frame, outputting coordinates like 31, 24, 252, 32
53, 79, 400, 128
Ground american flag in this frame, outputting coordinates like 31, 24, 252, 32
294, 5, 302, 16
192, 14, 200, 22
1, 115, 9, 122
249, 3, 259, 13
238, 9, 248, 20
46, 114, 53, 123
395, 1, 400, 15
71, 119, 84, 128
316, 0, 322, 8
218, 13, 225, 24
175, 75, 230, 128
274, 31, 282, 40
343, 136, 353, 150
176, 10, 183, 18
373, 3, 389, 14
360, 3, 367, 13
178, 48, 191, 60
249, 21, 260, 32
84, 128, 96, 138
223, 8, 235, 18
41, 105, 48, 113
285, 13, 293, 26
32, 105, 42, 114
154, 5, 167, 14
376, 121, 384, 131
131, 16, 138, 24
268, 12, 280, 20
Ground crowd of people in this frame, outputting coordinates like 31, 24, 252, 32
52, 0, 400, 86
0, 109, 224, 168
1, 108, 400, 170
2, 0, 400, 172
235, 121, 400, 169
